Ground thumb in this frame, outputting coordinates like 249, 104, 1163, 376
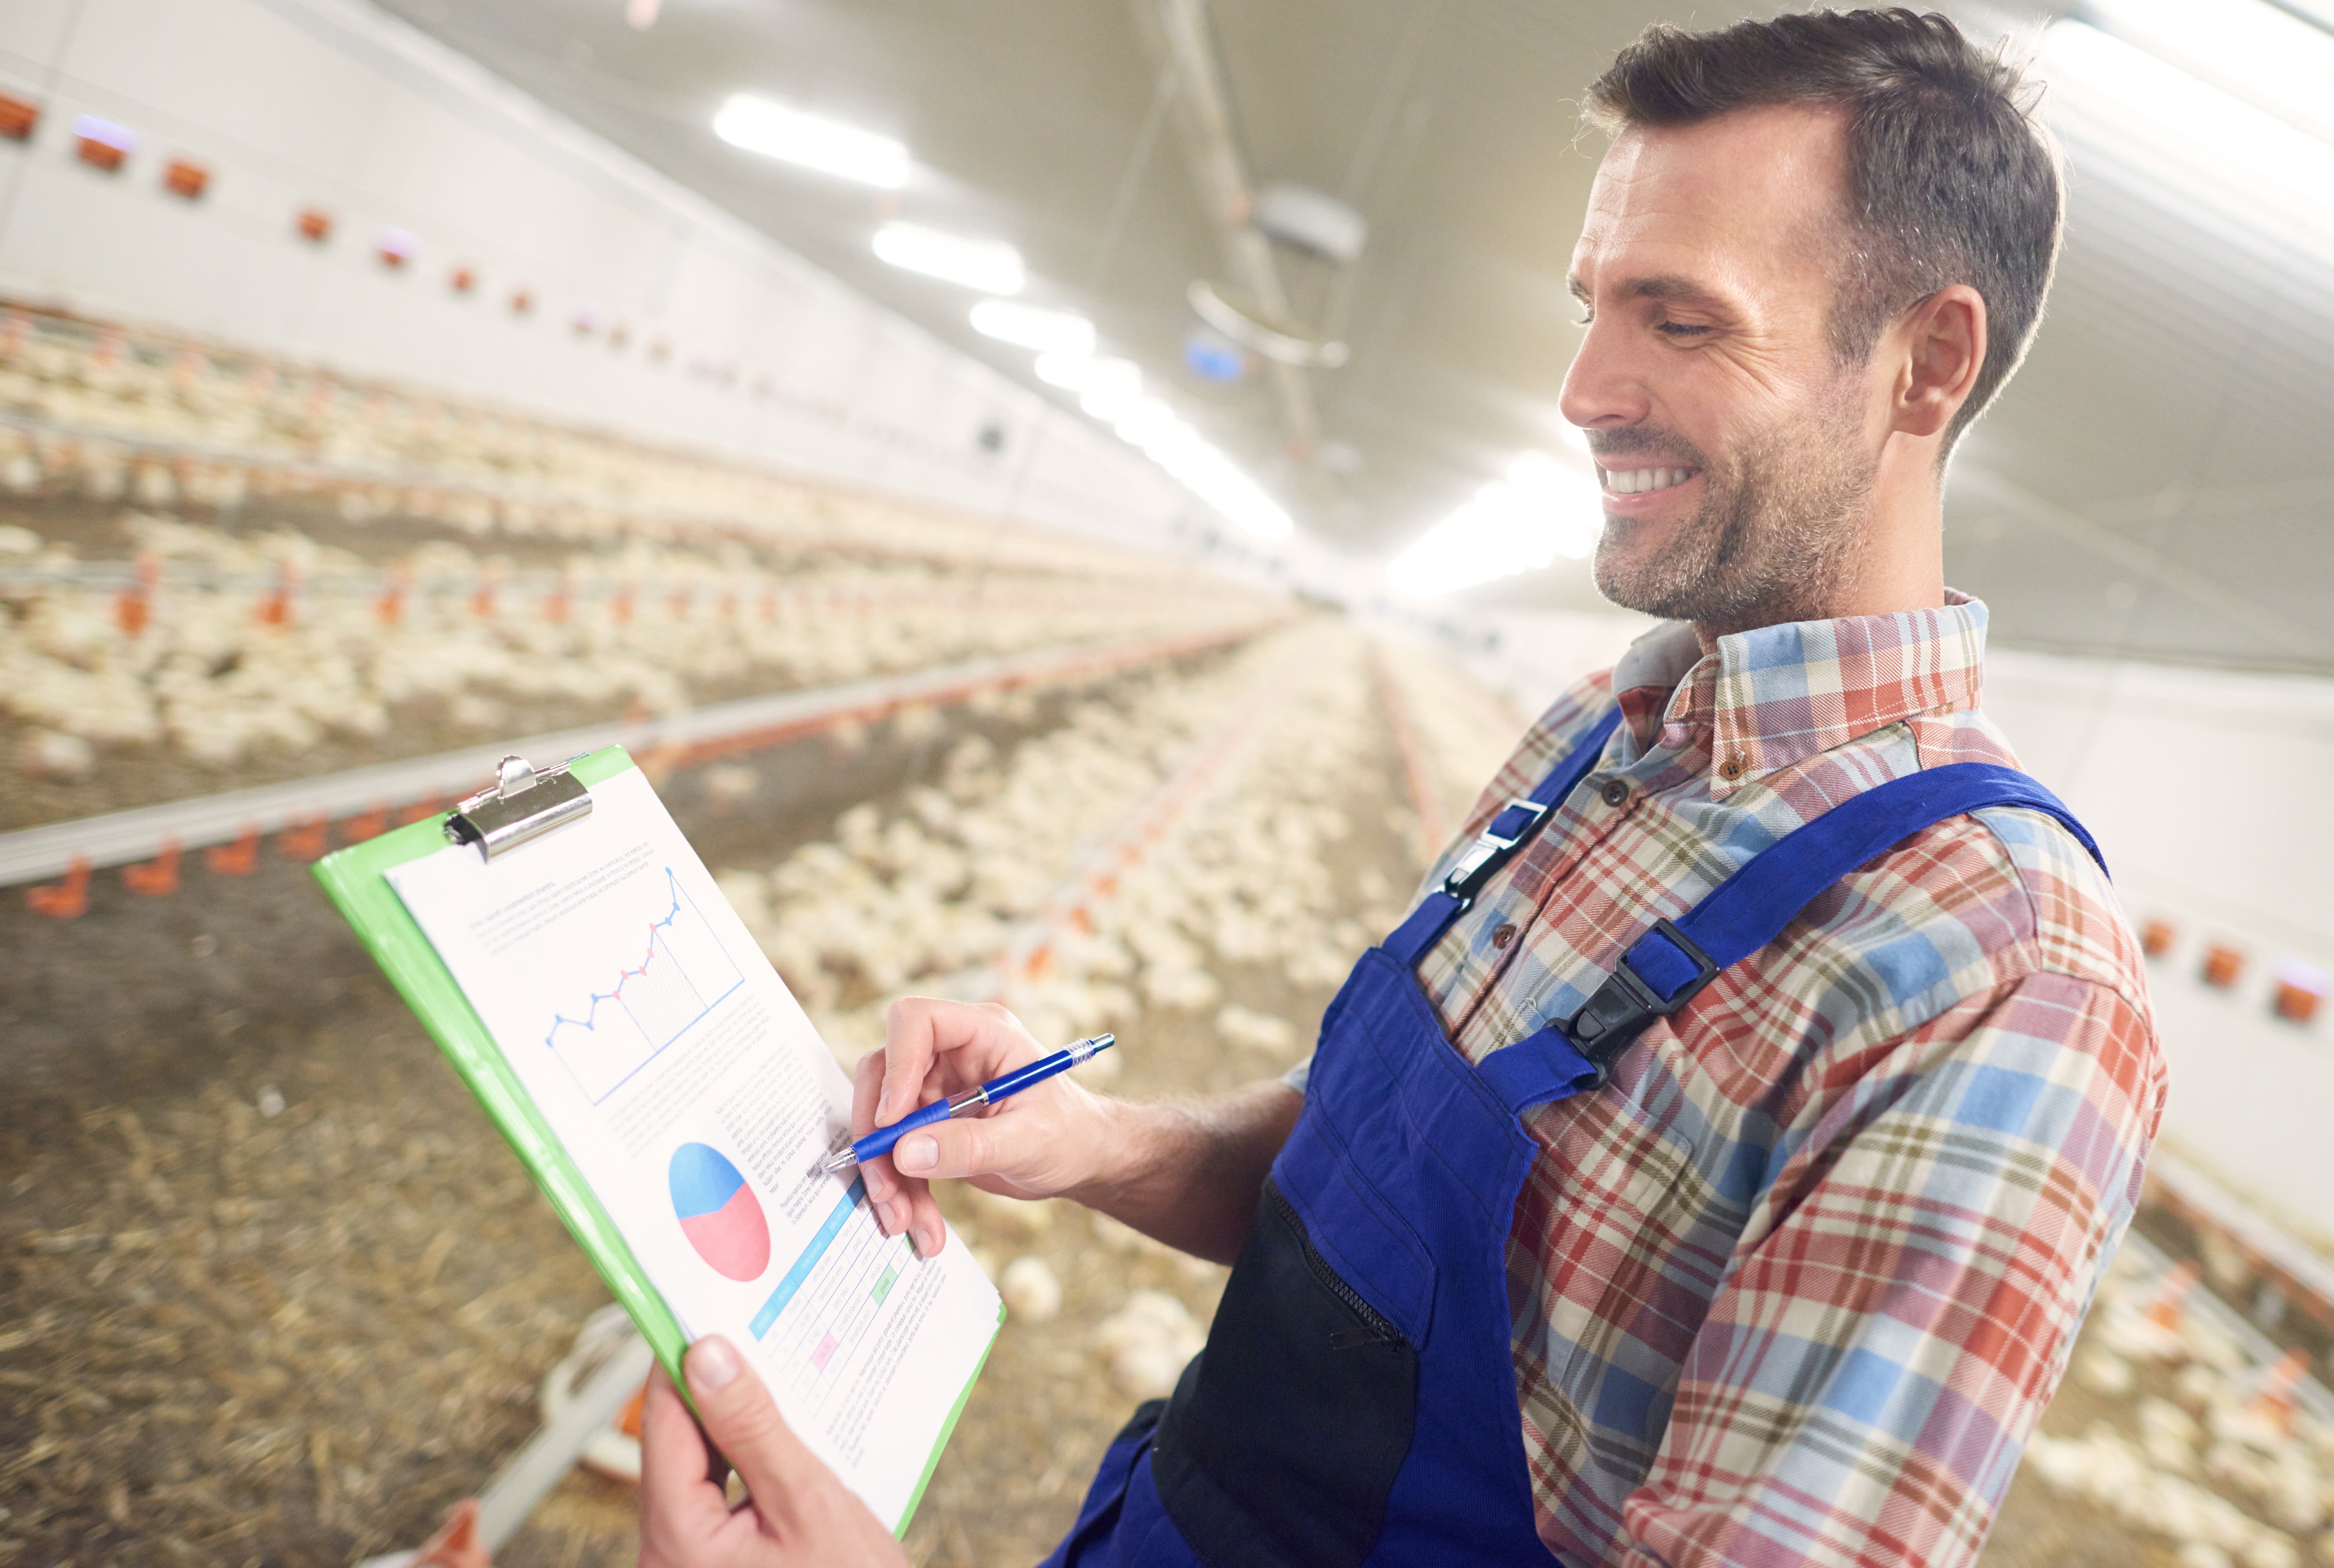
890, 1107, 1058, 1189
682, 1335, 817, 1524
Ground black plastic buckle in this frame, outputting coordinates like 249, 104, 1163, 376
1564, 918, 1721, 1086
1440, 796, 1550, 906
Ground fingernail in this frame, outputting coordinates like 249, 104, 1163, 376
874, 1198, 897, 1231
913, 1225, 941, 1258
687, 1336, 742, 1396
897, 1134, 936, 1172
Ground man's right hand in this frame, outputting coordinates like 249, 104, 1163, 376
853, 998, 1122, 1259
857, 996, 1304, 1266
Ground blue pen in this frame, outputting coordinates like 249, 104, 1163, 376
819, 1034, 1116, 1174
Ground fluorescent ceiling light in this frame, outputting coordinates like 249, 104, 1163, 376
1128, 424, 1290, 541
872, 223, 1024, 294
970, 301, 1095, 355
1025, 349, 1290, 539
2040, 20, 2334, 255
2084, 0, 2334, 146
1388, 473, 1602, 597
1035, 353, 1136, 396
713, 95, 908, 188
1080, 371, 1145, 422
1111, 398, 1179, 446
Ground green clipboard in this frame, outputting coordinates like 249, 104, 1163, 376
313, 744, 997, 1535
310, 747, 692, 1390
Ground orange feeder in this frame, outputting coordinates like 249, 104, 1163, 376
278, 817, 330, 860
2143, 1260, 2201, 1333
2244, 1349, 2310, 1437
206, 826, 262, 877
375, 568, 410, 626
255, 561, 298, 628
2201, 943, 2245, 990
115, 554, 158, 636
27, 858, 91, 918
2273, 962, 2327, 1026
123, 841, 181, 897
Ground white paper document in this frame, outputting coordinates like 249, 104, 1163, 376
388, 764, 1000, 1530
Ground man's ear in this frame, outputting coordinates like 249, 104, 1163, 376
1892, 283, 1987, 439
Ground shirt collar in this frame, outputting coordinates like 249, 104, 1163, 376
1612, 593, 1989, 798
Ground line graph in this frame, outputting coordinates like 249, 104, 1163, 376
544, 868, 744, 1103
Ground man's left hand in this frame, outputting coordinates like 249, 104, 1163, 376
639, 1336, 908, 1568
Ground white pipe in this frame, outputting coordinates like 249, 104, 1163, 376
0, 617, 1284, 886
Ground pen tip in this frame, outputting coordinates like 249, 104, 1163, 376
820, 1151, 856, 1174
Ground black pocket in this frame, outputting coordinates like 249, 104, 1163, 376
1152, 1180, 1420, 1568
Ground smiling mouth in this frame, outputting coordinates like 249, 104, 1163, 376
1598, 465, 1700, 496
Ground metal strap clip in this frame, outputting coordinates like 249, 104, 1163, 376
1440, 796, 1551, 906
444, 754, 593, 862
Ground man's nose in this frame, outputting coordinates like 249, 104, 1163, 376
1558, 314, 1649, 436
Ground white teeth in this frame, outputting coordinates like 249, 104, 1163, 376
1602, 467, 1692, 494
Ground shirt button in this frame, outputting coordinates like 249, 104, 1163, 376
1600, 779, 1631, 807
1719, 753, 1748, 782
1492, 923, 1519, 949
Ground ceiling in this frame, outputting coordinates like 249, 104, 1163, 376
368, 0, 2334, 674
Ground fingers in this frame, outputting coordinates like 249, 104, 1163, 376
680, 1336, 819, 1533
637, 1363, 728, 1539
879, 997, 1037, 1124
852, 1054, 921, 1226
863, 999, 1066, 1243
897, 1182, 949, 1260
866, 997, 1033, 1226
851, 1051, 883, 1140
864, 1154, 926, 1240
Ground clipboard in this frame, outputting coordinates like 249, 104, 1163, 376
315, 744, 1002, 1537
311, 745, 690, 1387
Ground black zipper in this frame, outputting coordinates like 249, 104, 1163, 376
1266, 1182, 1403, 1349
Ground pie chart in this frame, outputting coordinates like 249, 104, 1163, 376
668, 1143, 771, 1282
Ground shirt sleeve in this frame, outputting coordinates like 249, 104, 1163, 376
1616, 969, 2165, 1568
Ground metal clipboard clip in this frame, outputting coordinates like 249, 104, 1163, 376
444, 754, 593, 862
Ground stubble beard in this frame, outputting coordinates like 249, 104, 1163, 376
1591, 383, 1877, 635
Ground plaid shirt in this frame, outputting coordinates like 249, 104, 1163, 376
1364, 595, 2164, 1566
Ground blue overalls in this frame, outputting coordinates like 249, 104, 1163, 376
1041, 703, 2105, 1568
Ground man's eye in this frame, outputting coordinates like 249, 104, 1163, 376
1654, 320, 1711, 338
1573, 312, 1594, 328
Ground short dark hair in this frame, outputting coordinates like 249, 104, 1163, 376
1584, 8, 2060, 451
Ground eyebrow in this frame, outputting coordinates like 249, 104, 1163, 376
1568, 273, 1733, 312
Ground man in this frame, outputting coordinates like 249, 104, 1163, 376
640, 10, 2165, 1566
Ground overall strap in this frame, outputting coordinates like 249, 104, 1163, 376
1485, 762, 2108, 1114
1383, 706, 1625, 968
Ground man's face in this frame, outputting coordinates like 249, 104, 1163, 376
1561, 104, 1883, 632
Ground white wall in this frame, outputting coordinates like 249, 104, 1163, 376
1986, 651, 2334, 1245
0, 0, 1193, 545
